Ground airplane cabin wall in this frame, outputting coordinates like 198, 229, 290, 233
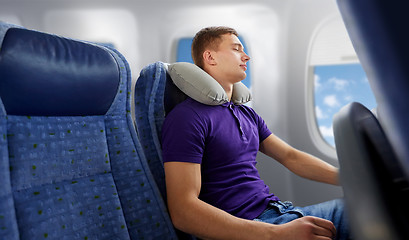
0, 0, 344, 206
283, 0, 344, 206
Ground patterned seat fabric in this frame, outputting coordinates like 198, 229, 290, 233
134, 62, 169, 200
0, 23, 176, 240
134, 62, 195, 240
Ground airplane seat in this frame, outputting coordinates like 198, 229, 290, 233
0, 24, 177, 239
134, 61, 252, 240
336, 0, 409, 239
336, 0, 409, 187
134, 61, 252, 200
333, 102, 409, 240
135, 62, 195, 240
134, 62, 180, 201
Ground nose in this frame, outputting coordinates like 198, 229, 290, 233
242, 52, 250, 62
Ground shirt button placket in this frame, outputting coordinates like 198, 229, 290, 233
229, 104, 247, 140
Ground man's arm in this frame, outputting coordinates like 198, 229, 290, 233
164, 161, 336, 240
259, 133, 339, 185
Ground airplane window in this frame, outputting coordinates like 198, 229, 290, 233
310, 17, 377, 148
176, 37, 194, 63
176, 36, 252, 89
314, 63, 376, 146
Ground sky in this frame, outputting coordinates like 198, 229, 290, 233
314, 63, 377, 147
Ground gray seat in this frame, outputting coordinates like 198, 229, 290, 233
333, 102, 409, 240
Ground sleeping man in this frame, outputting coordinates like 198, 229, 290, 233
162, 26, 350, 240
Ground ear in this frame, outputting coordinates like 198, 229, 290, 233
203, 50, 217, 66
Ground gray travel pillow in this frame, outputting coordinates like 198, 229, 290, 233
167, 62, 252, 105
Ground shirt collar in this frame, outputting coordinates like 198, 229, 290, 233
222, 101, 233, 107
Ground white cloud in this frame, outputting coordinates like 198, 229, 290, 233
315, 74, 321, 89
319, 125, 334, 138
344, 95, 353, 102
324, 95, 340, 108
329, 77, 349, 91
315, 106, 327, 119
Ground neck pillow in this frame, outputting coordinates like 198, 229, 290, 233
167, 62, 252, 105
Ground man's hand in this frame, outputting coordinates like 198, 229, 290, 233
273, 216, 336, 240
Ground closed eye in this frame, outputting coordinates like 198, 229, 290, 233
232, 43, 243, 52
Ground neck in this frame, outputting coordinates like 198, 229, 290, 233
219, 82, 233, 101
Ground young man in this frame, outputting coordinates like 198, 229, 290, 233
162, 26, 350, 240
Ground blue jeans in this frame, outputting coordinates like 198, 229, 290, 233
254, 199, 351, 240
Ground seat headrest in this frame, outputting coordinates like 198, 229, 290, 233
164, 71, 188, 115
167, 62, 252, 106
0, 27, 120, 116
0, 21, 23, 47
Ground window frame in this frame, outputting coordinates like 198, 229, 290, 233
306, 16, 376, 158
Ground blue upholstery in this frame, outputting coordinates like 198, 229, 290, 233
0, 98, 19, 240
0, 22, 22, 46
0, 22, 21, 240
134, 62, 168, 200
337, 0, 409, 177
0, 24, 177, 239
0, 28, 119, 116
134, 62, 195, 240
134, 62, 189, 199
336, 1, 409, 239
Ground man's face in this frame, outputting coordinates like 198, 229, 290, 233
211, 34, 250, 84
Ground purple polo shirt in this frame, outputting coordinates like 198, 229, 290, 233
162, 97, 280, 220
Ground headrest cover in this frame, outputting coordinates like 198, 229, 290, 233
0, 21, 22, 47
167, 62, 252, 105
164, 75, 188, 116
0, 28, 120, 116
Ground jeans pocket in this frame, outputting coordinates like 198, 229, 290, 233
254, 201, 306, 223
275, 201, 305, 217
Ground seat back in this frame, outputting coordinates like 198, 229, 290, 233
337, 0, 409, 177
134, 62, 195, 240
134, 61, 252, 239
134, 62, 188, 199
336, 0, 409, 238
0, 24, 176, 239
134, 62, 169, 200
333, 102, 409, 240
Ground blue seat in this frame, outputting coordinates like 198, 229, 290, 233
134, 62, 169, 200
0, 23, 177, 239
337, 0, 409, 176
336, 0, 409, 239
134, 62, 194, 240
134, 62, 188, 199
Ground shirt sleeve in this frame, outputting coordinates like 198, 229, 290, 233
161, 103, 206, 164
258, 115, 272, 142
